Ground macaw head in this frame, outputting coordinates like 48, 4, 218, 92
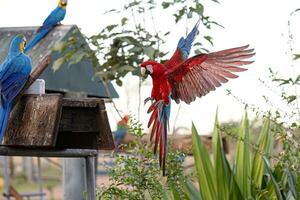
58, 0, 68, 8
121, 115, 129, 124
9, 34, 27, 56
118, 115, 129, 126
140, 60, 165, 78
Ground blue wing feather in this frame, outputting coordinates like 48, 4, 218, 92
165, 18, 200, 68
177, 19, 200, 59
0, 53, 31, 142
0, 58, 14, 80
2, 73, 28, 103
42, 7, 61, 30
0, 105, 11, 142
0, 56, 23, 83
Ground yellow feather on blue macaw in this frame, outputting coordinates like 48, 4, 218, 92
0, 34, 32, 141
25, 0, 68, 53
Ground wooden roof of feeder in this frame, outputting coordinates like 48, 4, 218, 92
0, 25, 118, 98
0, 25, 116, 150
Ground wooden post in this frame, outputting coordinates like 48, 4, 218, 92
37, 158, 44, 200
25, 157, 35, 183
62, 92, 91, 200
85, 156, 96, 200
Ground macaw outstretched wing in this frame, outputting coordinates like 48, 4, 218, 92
165, 19, 200, 68
166, 45, 255, 104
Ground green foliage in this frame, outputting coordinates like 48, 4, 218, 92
235, 112, 251, 199
226, 10, 300, 196
212, 114, 230, 200
259, 10, 300, 191
97, 113, 300, 200
293, 54, 300, 60
185, 112, 298, 200
191, 123, 216, 200
251, 118, 273, 190
97, 118, 187, 200
53, 0, 220, 86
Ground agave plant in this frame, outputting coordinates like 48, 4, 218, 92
182, 112, 299, 200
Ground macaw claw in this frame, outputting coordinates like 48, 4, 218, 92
144, 97, 153, 105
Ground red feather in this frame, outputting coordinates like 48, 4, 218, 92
166, 45, 255, 104
165, 49, 184, 68
147, 100, 169, 175
150, 118, 158, 141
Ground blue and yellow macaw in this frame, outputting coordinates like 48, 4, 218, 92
25, 0, 68, 53
0, 34, 32, 141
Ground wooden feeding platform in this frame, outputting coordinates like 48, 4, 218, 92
1, 94, 114, 200
0, 56, 115, 200
3, 94, 114, 150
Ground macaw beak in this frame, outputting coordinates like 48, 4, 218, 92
20, 37, 26, 53
141, 67, 146, 77
59, 0, 67, 7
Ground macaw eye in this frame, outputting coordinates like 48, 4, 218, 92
23, 37, 27, 47
146, 65, 153, 74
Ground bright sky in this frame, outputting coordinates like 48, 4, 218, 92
1, 0, 300, 134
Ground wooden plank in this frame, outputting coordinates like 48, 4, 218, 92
9, 186, 23, 200
59, 107, 99, 132
0, 147, 98, 157
97, 100, 114, 150
62, 98, 100, 108
4, 94, 62, 147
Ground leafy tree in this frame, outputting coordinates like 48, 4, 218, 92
53, 0, 221, 86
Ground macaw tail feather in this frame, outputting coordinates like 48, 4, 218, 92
25, 27, 51, 53
147, 100, 170, 176
0, 104, 11, 142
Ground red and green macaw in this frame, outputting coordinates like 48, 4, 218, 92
140, 19, 255, 174
114, 115, 129, 150
25, 0, 67, 53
